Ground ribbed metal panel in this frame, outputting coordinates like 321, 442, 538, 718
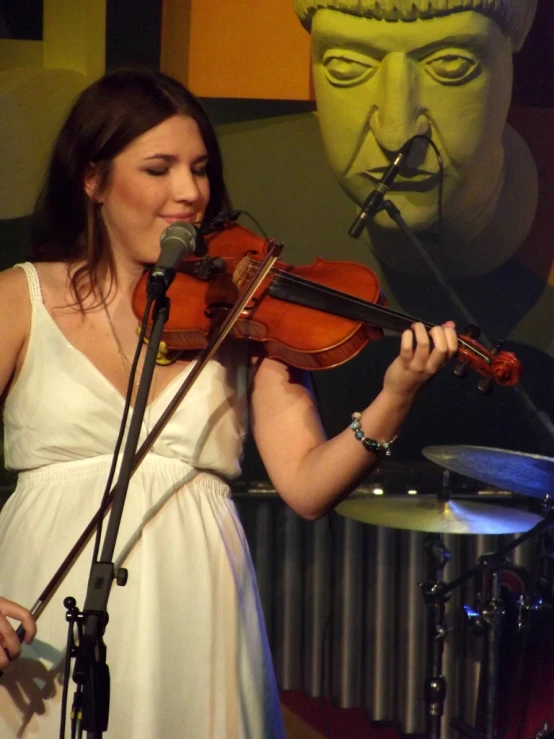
364, 525, 397, 721
274, 505, 303, 689
302, 516, 332, 696
331, 516, 364, 707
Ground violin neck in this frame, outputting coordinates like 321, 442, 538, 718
269, 272, 431, 335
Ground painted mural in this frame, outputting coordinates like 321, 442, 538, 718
187, 0, 554, 472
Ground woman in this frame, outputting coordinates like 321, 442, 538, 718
0, 69, 457, 737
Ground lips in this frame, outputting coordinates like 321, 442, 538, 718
161, 215, 196, 222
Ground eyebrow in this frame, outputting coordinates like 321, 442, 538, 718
315, 30, 489, 58
143, 153, 209, 163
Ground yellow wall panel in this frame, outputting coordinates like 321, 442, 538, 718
163, 0, 312, 100
0, 41, 42, 71
43, 0, 105, 79
161, 0, 192, 86
0, 0, 105, 219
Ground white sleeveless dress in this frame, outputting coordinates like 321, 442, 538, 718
0, 263, 284, 738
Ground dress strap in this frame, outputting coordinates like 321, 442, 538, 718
15, 262, 44, 304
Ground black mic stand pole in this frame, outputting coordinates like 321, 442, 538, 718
376, 201, 485, 346
353, 199, 554, 448
69, 293, 171, 738
421, 531, 452, 739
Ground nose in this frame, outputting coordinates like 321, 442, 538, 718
369, 52, 430, 154
172, 167, 206, 206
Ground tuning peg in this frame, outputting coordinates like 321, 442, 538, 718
453, 358, 470, 378
478, 375, 494, 394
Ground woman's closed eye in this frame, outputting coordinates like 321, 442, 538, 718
144, 167, 169, 177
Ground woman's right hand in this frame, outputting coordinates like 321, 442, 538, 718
0, 596, 36, 670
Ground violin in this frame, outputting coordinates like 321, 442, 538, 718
132, 222, 521, 388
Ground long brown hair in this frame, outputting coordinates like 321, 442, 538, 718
31, 68, 231, 306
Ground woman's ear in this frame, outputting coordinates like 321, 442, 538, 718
84, 163, 102, 203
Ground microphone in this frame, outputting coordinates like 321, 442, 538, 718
147, 222, 198, 297
348, 138, 416, 239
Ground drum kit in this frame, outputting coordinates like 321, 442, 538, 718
335, 445, 554, 739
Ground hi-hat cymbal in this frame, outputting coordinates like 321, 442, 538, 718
423, 445, 554, 499
334, 494, 541, 534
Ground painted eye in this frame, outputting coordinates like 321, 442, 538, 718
424, 54, 480, 85
322, 49, 378, 87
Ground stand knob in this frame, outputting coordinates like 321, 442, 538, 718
116, 568, 128, 586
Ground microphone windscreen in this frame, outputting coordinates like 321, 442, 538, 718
158, 222, 198, 268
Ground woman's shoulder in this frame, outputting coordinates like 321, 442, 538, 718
0, 261, 67, 305
0, 264, 31, 299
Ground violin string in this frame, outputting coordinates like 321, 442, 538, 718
239, 258, 489, 361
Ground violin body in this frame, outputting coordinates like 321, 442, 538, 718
133, 223, 386, 370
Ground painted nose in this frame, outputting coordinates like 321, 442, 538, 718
369, 52, 430, 153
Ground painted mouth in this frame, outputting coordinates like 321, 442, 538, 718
362, 167, 441, 193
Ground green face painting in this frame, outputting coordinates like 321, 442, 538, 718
310, 9, 513, 235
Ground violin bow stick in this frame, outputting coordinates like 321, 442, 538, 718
17, 241, 284, 632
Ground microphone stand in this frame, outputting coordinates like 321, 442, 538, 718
350, 199, 554, 447
67, 293, 171, 738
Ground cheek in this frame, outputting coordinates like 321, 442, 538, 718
314, 72, 365, 168
105, 176, 154, 217
200, 179, 211, 205
422, 70, 511, 166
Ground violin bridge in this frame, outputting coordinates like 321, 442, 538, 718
232, 256, 253, 290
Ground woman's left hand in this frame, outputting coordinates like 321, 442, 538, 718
0, 596, 36, 670
383, 321, 458, 399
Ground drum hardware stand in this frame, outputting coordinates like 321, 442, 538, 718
420, 533, 452, 739
417, 508, 554, 739
425, 548, 507, 739
525, 522, 554, 739
455, 553, 506, 739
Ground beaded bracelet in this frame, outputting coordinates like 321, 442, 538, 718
350, 412, 398, 456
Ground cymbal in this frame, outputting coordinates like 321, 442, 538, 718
423, 445, 554, 499
334, 494, 541, 534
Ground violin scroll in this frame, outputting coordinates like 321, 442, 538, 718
454, 334, 522, 390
